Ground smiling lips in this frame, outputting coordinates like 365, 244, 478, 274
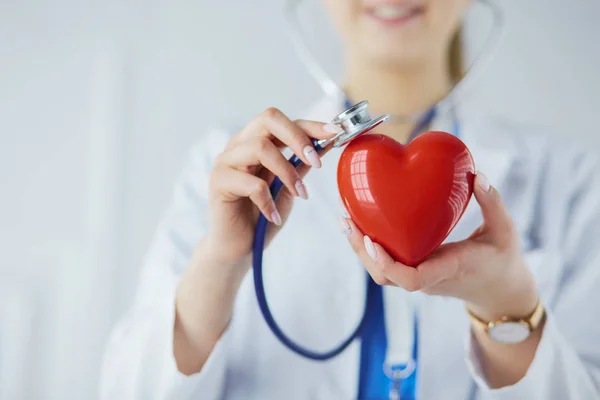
365, 2, 425, 26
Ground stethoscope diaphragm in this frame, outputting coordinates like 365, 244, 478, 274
318, 100, 390, 148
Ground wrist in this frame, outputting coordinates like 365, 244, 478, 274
195, 235, 251, 280
176, 238, 248, 337
466, 262, 538, 322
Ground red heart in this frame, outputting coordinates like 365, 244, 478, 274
337, 131, 476, 267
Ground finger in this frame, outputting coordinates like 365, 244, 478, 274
227, 129, 335, 194
256, 168, 295, 219
210, 167, 282, 225
473, 171, 516, 247
232, 107, 339, 168
414, 242, 463, 288
340, 217, 392, 286
368, 241, 422, 292
341, 218, 421, 291
295, 119, 342, 140
296, 140, 336, 178
217, 137, 308, 200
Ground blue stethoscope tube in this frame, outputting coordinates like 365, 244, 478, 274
252, 138, 372, 360
252, 101, 446, 361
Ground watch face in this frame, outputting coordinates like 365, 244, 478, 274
488, 322, 530, 344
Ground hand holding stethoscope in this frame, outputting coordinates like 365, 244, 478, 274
175, 108, 341, 373
201, 108, 338, 268
177, 110, 338, 301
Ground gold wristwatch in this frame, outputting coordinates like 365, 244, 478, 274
467, 299, 546, 344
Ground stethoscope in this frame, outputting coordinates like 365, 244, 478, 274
253, 100, 390, 361
252, 0, 505, 364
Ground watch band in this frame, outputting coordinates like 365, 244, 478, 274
467, 298, 546, 336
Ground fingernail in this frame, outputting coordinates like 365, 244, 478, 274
271, 209, 282, 226
477, 171, 491, 192
339, 198, 350, 218
324, 123, 344, 134
303, 146, 322, 168
364, 236, 378, 260
295, 180, 308, 200
339, 216, 352, 236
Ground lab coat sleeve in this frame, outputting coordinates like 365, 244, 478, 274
99, 129, 235, 400
465, 152, 600, 399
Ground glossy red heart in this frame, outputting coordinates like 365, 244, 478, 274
337, 131, 476, 267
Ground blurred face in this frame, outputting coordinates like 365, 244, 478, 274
323, 0, 472, 67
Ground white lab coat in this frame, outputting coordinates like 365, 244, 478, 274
100, 93, 600, 400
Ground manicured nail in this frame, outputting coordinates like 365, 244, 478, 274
364, 236, 378, 260
271, 209, 282, 226
477, 171, 491, 192
324, 123, 344, 134
303, 146, 322, 168
295, 180, 308, 200
339, 216, 352, 236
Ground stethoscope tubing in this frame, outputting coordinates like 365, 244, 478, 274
252, 138, 372, 360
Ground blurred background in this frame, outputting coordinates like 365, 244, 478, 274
1, 0, 599, 399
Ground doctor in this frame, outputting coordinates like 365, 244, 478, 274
100, 0, 600, 399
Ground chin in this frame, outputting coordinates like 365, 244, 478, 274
359, 41, 426, 67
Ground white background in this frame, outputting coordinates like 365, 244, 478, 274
1, 0, 599, 399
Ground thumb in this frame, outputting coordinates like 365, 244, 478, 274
473, 171, 516, 246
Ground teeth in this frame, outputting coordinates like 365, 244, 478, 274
372, 5, 414, 19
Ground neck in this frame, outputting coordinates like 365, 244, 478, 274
343, 55, 452, 143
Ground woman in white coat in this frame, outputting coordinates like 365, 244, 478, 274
100, 0, 600, 399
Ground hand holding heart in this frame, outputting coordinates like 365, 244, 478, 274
338, 134, 539, 321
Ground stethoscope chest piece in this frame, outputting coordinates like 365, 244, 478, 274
319, 100, 390, 148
